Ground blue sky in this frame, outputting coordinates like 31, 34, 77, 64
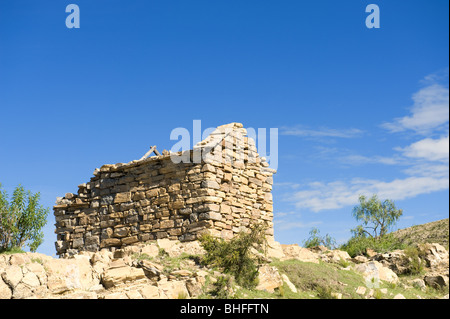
0, 1, 448, 256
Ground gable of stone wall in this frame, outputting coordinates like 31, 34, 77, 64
54, 123, 275, 257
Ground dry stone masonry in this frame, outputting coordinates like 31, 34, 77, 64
54, 123, 276, 257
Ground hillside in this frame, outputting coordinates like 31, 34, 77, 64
392, 219, 449, 248
1, 236, 449, 299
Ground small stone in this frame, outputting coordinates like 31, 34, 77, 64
331, 292, 342, 299
356, 286, 367, 295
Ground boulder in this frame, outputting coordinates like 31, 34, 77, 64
185, 278, 203, 297
0, 278, 12, 299
281, 244, 320, 263
1, 265, 23, 289
21, 272, 41, 288
24, 262, 47, 286
266, 238, 285, 259
353, 256, 369, 264
309, 245, 328, 253
45, 256, 99, 294
281, 274, 297, 293
101, 266, 146, 289
411, 278, 426, 291
135, 260, 163, 278
12, 282, 34, 299
417, 243, 449, 269
366, 248, 377, 257
354, 261, 399, 284
140, 284, 161, 299
423, 274, 449, 289
321, 250, 351, 264
256, 265, 283, 293
140, 243, 160, 258
157, 280, 189, 299
372, 250, 410, 275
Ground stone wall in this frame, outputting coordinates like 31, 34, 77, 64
54, 123, 276, 257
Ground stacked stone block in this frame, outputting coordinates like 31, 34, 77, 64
54, 123, 275, 257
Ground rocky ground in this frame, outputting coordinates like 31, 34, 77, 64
0, 237, 448, 299
392, 218, 449, 248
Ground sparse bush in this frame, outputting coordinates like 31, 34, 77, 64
403, 246, 425, 275
158, 248, 169, 257
303, 227, 337, 250
315, 285, 335, 299
340, 233, 404, 257
274, 285, 285, 297
338, 258, 351, 268
199, 223, 267, 289
373, 289, 383, 299
177, 291, 188, 299
209, 275, 235, 299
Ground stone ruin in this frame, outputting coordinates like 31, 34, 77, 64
53, 123, 276, 257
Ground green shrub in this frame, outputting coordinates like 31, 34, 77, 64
0, 246, 25, 255
177, 291, 188, 299
208, 275, 235, 299
199, 223, 267, 289
403, 246, 425, 275
338, 258, 351, 268
315, 285, 335, 299
0, 184, 49, 252
303, 227, 337, 250
340, 233, 404, 257
274, 285, 285, 297
373, 289, 383, 299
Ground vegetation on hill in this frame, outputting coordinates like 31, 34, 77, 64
392, 218, 449, 249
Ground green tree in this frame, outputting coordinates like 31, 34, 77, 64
351, 194, 403, 239
303, 227, 336, 250
0, 183, 49, 252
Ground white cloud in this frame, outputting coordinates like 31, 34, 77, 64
403, 162, 449, 178
382, 83, 449, 134
291, 174, 449, 213
397, 135, 449, 162
281, 126, 364, 138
